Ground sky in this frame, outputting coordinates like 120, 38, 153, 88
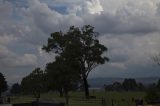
1, 0, 160, 83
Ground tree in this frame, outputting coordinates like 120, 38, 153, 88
0, 72, 7, 97
157, 79, 160, 90
137, 83, 145, 91
145, 88, 160, 102
11, 83, 21, 95
104, 84, 113, 91
43, 25, 109, 98
45, 56, 80, 104
21, 68, 47, 100
112, 82, 123, 91
122, 78, 137, 91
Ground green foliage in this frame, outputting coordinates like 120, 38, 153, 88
104, 82, 123, 91
145, 80, 160, 102
21, 68, 47, 98
45, 56, 80, 91
105, 79, 145, 92
45, 56, 80, 104
112, 82, 123, 91
145, 88, 160, 102
0, 72, 7, 96
137, 83, 145, 91
157, 79, 160, 90
43, 25, 109, 98
122, 78, 137, 91
11, 83, 21, 95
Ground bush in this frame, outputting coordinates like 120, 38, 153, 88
145, 89, 160, 102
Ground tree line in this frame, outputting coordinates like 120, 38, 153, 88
104, 78, 160, 92
16, 25, 109, 104
10, 78, 160, 103
0, 72, 7, 98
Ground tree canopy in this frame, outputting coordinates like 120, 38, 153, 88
11, 83, 21, 95
0, 72, 7, 97
122, 78, 137, 91
46, 56, 80, 91
21, 68, 47, 99
43, 25, 109, 98
45, 56, 80, 104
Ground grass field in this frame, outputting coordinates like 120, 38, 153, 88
10, 91, 146, 106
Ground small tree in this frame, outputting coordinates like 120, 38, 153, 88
21, 68, 47, 101
122, 78, 137, 91
11, 83, 21, 95
112, 82, 123, 91
0, 72, 7, 97
157, 79, 160, 90
45, 56, 80, 104
137, 83, 145, 91
145, 88, 160, 102
43, 25, 109, 98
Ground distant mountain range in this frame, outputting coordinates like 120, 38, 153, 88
88, 77, 160, 88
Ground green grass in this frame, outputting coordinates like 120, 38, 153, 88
10, 91, 146, 106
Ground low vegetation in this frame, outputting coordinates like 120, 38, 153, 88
10, 91, 146, 106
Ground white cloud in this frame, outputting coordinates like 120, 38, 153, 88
99, 32, 160, 69
0, 45, 14, 59
85, 0, 103, 14
26, 0, 84, 34
1, 0, 160, 82
108, 62, 127, 70
0, 34, 17, 44
0, 1, 13, 20
0, 45, 37, 68
13, 54, 38, 67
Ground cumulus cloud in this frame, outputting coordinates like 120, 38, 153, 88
108, 62, 127, 70
0, 45, 37, 67
13, 54, 37, 67
0, 45, 13, 59
85, 0, 103, 14
0, 34, 17, 45
1, 0, 160, 82
99, 32, 160, 70
0, 1, 12, 20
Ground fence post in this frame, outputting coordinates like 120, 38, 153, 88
101, 98, 106, 106
111, 99, 114, 106
127, 100, 129, 106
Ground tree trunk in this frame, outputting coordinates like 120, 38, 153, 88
83, 74, 89, 99
34, 91, 40, 102
58, 88, 63, 97
0, 92, 2, 104
37, 92, 40, 102
64, 89, 69, 105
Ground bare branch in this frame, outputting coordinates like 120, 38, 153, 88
153, 53, 160, 66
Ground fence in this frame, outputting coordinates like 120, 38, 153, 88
69, 98, 144, 106
0, 97, 144, 106
12, 102, 65, 106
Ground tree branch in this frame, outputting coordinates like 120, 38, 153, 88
153, 53, 160, 66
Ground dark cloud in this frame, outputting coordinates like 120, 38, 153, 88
1, 0, 160, 83
83, 11, 160, 35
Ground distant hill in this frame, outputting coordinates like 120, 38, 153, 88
88, 77, 160, 88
